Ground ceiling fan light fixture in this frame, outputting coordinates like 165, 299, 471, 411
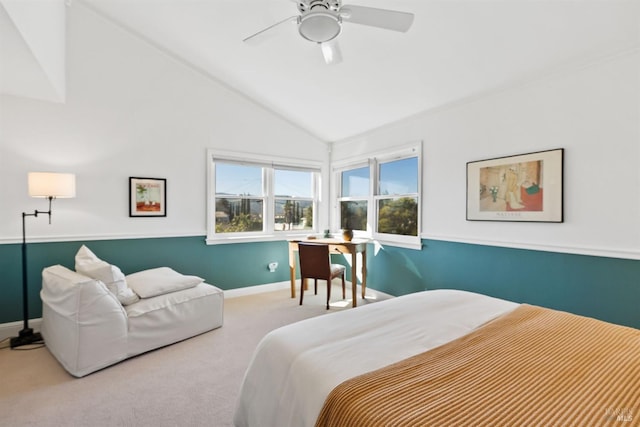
298, 11, 341, 43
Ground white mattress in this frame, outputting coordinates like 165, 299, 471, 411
233, 289, 519, 427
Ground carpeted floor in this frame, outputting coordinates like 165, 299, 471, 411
0, 283, 390, 427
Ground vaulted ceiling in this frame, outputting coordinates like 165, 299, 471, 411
2, 0, 639, 142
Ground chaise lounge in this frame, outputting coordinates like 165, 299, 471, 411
40, 246, 224, 377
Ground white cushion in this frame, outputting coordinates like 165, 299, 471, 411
41, 265, 128, 377
75, 245, 139, 305
126, 267, 204, 298
330, 264, 346, 275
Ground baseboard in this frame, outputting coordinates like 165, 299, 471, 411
223, 281, 394, 300
1, 284, 393, 340
0, 318, 42, 342
223, 281, 291, 299
0, 287, 288, 339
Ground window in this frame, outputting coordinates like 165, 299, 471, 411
207, 150, 321, 244
376, 157, 419, 237
334, 143, 421, 249
339, 166, 369, 231
214, 163, 264, 233
274, 169, 314, 232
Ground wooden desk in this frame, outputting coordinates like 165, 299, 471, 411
288, 238, 368, 308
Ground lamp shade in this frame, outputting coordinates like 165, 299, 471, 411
28, 172, 76, 198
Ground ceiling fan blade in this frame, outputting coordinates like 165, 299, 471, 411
243, 16, 298, 44
321, 40, 342, 65
340, 5, 414, 32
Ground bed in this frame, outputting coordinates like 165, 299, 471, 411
233, 289, 639, 427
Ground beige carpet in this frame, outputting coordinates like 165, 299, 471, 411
0, 283, 390, 427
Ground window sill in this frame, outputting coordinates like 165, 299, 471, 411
206, 233, 423, 250
372, 235, 423, 250
374, 239, 423, 251
205, 232, 313, 245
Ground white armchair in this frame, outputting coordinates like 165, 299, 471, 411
41, 262, 223, 377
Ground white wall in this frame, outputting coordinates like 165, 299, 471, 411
0, 0, 66, 102
0, 3, 328, 242
332, 50, 640, 260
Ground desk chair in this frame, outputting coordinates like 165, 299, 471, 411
298, 242, 347, 309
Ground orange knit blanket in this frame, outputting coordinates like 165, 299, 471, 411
315, 304, 640, 426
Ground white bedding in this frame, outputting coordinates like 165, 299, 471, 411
233, 289, 519, 427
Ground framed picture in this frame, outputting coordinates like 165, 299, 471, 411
466, 149, 563, 222
129, 177, 166, 217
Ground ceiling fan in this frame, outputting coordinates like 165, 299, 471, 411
243, 0, 414, 65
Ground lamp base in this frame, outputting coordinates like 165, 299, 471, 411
10, 328, 43, 348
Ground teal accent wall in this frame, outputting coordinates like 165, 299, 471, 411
0, 237, 292, 324
1, 237, 638, 329
366, 239, 640, 329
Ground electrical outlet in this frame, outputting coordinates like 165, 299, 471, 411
268, 262, 278, 272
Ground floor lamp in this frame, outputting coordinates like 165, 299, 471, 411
11, 172, 76, 348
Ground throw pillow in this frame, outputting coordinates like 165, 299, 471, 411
75, 245, 140, 305
126, 267, 203, 298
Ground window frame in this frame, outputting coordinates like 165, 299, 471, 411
207, 149, 322, 245
333, 142, 422, 249
273, 167, 317, 233
337, 161, 371, 233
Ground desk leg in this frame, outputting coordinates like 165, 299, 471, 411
289, 245, 296, 299
351, 252, 357, 307
361, 248, 367, 300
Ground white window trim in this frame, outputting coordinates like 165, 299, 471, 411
206, 149, 322, 245
332, 141, 423, 250
335, 159, 371, 235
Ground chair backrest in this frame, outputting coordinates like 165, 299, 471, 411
298, 242, 331, 281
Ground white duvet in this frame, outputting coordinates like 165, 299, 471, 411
233, 289, 519, 427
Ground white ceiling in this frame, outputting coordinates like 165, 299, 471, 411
6, 1, 640, 142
